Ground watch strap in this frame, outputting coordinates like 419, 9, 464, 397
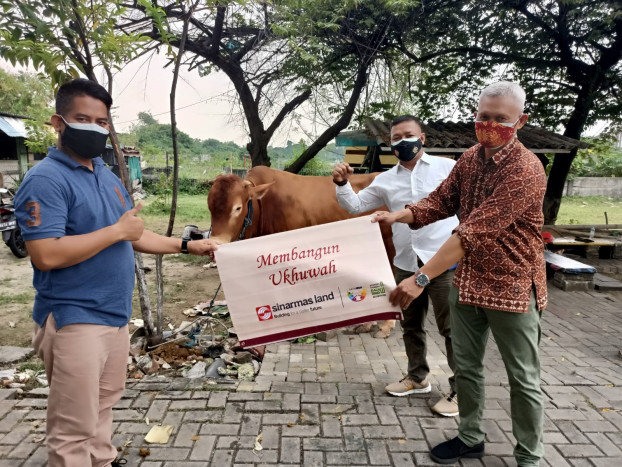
181, 239, 190, 254
333, 178, 348, 186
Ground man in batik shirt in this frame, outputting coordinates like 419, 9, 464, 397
375, 81, 546, 467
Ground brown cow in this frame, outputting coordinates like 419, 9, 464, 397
207, 166, 397, 338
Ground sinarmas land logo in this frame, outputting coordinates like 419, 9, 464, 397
256, 305, 274, 321
347, 286, 366, 302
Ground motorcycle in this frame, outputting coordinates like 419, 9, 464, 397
0, 187, 28, 258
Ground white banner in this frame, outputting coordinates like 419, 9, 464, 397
214, 216, 402, 347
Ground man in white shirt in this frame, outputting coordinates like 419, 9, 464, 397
332, 115, 459, 416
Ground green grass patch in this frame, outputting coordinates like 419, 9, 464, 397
0, 292, 34, 305
17, 359, 45, 373
557, 196, 622, 225
138, 193, 622, 233
140, 194, 211, 234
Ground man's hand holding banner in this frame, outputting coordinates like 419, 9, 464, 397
215, 217, 402, 347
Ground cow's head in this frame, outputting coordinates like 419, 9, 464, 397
207, 174, 273, 243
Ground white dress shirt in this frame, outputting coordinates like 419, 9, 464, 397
336, 153, 459, 272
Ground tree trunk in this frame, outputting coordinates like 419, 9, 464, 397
151, 9, 193, 344
107, 121, 129, 189
166, 10, 190, 237
286, 64, 369, 174
134, 252, 156, 337
247, 140, 271, 167
103, 65, 157, 339
542, 77, 597, 224
155, 254, 163, 339
542, 147, 575, 225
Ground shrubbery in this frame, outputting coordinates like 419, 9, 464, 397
143, 173, 211, 196
571, 137, 622, 178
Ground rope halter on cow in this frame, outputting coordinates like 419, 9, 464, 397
238, 198, 254, 240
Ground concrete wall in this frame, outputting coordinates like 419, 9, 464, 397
564, 177, 622, 197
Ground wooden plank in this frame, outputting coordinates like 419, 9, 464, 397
379, 155, 399, 165
544, 224, 622, 230
345, 154, 365, 165
544, 251, 596, 273
550, 236, 616, 246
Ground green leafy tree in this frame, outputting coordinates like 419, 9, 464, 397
121, 0, 419, 171
0, 0, 158, 340
0, 69, 56, 152
571, 135, 622, 178
393, 0, 622, 223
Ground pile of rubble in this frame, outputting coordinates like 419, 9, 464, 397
127, 315, 263, 382
0, 368, 47, 389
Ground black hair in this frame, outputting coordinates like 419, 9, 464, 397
55, 78, 113, 115
391, 114, 422, 129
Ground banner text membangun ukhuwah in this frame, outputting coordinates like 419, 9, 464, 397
269, 260, 337, 286
257, 244, 340, 269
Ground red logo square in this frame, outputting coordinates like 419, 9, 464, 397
256, 305, 273, 321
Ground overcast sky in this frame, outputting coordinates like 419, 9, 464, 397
1, 52, 311, 145
2, 54, 607, 143
107, 52, 249, 142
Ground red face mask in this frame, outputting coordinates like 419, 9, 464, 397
474, 120, 517, 149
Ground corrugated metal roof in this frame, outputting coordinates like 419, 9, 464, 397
0, 115, 28, 138
337, 119, 589, 154
0, 111, 30, 119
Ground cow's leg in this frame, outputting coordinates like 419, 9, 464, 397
374, 319, 396, 339
354, 322, 375, 333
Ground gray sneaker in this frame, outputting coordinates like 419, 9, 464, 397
385, 376, 431, 396
432, 391, 459, 417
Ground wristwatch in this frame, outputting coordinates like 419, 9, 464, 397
333, 178, 348, 186
415, 271, 430, 287
181, 239, 190, 254
181, 224, 197, 254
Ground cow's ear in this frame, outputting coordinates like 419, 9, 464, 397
249, 182, 274, 200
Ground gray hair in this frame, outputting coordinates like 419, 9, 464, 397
479, 81, 526, 112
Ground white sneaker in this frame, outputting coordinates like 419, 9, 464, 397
385, 376, 431, 396
432, 391, 459, 417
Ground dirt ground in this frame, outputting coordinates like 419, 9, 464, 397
0, 245, 225, 347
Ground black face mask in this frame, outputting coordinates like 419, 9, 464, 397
61, 116, 109, 159
390, 137, 423, 162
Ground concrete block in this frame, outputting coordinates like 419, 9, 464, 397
316, 330, 337, 342
552, 277, 594, 291
0, 347, 34, 364
553, 271, 595, 282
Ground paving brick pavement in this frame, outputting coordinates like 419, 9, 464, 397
1, 287, 622, 466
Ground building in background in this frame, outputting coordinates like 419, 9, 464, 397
0, 112, 45, 187
337, 118, 588, 173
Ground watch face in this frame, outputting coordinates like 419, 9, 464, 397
416, 273, 430, 287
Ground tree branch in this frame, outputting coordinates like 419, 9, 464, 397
264, 89, 312, 141
286, 63, 369, 173
211, 6, 226, 56
70, 0, 96, 79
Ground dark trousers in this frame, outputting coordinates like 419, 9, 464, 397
396, 266, 455, 390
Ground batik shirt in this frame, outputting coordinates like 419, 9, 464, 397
406, 138, 547, 312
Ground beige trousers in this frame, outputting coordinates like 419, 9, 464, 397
33, 314, 129, 467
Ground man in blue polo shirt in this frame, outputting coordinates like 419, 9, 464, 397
15, 79, 218, 467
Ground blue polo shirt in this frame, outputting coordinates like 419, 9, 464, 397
15, 148, 135, 329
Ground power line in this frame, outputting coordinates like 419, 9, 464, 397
115, 90, 236, 124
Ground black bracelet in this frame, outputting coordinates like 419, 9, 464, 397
333, 179, 348, 186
